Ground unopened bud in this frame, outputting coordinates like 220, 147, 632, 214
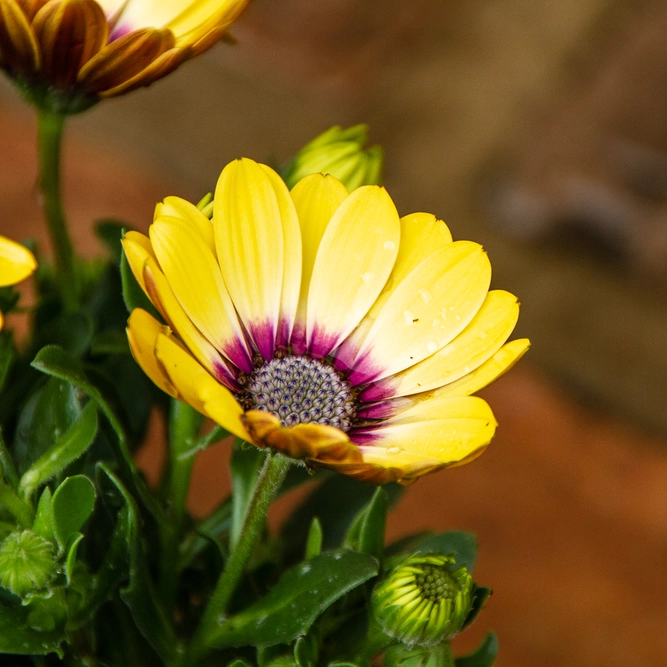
284, 124, 383, 190
372, 554, 475, 647
0, 530, 56, 597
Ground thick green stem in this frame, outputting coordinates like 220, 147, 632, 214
37, 108, 78, 310
188, 451, 290, 662
158, 400, 202, 610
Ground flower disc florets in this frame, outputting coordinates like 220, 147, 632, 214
372, 554, 475, 647
240, 355, 357, 430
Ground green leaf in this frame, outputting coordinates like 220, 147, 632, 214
19, 401, 98, 498
454, 632, 498, 667
0, 603, 65, 655
208, 549, 379, 649
0, 330, 15, 394
230, 442, 267, 549
65, 532, 84, 583
294, 635, 318, 667
344, 487, 387, 560
14, 376, 80, 475
95, 220, 127, 262
32, 487, 54, 541
51, 475, 95, 548
416, 532, 478, 573
91, 329, 131, 355
0, 428, 18, 489
384, 643, 455, 667
120, 250, 159, 318
0, 479, 34, 527
304, 517, 322, 560
281, 475, 402, 561
96, 463, 177, 663
461, 587, 492, 632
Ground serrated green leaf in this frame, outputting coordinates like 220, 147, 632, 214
14, 377, 80, 475
207, 549, 379, 649
415, 532, 478, 573
51, 475, 95, 548
32, 487, 54, 541
454, 632, 498, 667
65, 532, 84, 583
0, 603, 65, 655
345, 487, 387, 560
120, 250, 159, 318
461, 587, 492, 632
96, 464, 177, 663
230, 442, 267, 549
304, 517, 322, 560
281, 475, 402, 561
19, 401, 98, 498
29, 345, 164, 525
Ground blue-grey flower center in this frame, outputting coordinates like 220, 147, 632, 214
243, 356, 356, 430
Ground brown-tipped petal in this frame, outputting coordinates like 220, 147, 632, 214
77, 27, 174, 94
316, 459, 446, 486
15, 0, 49, 20
0, 0, 40, 76
32, 0, 108, 88
241, 410, 362, 463
100, 44, 188, 97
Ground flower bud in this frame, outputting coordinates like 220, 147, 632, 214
372, 554, 475, 647
283, 124, 383, 190
0, 530, 57, 597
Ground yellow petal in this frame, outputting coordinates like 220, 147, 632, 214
149, 216, 252, 372
290, 173, 348, 351
336, 211, 454, 367
306, 185, 399, 357
154, 331, 248, 440
214, 158, 284, 360
260, 164, 302, 347
350, 241, 491, 383
371, 290, 520, 399
142, 255, 236, 388
121, 230, 157, 293
433, 338, 531, 398
99, 0, 248, 46
354, 395, 496, 464
0, 235, 37, 287
155, 195, 214, 253
126, 308, 180, 398
0, 0, 40, 76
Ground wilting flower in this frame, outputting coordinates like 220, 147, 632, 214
123, 158, 529, 484
372, 554, 475, 647
0, 0, 248, 106
283, 124, 383, 191
0, 234, 37, 330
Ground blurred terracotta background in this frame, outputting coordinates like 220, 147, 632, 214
2, 0, 667, 664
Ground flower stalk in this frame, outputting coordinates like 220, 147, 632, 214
158, 399, 202, 610
188, 449, 290, 661
37, 108, 78, 310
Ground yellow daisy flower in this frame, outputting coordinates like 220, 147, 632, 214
0, 0, 248, 99
123, 158, 529, 485
0, 234, 37, 330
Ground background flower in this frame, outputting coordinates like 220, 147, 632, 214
124, 158, 529, 484
0, 0, 249, 103
0, 234, 36, 330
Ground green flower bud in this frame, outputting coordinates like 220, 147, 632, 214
372, 554, 475, 648
283, 124, 383, 190
0, 530, 57, 597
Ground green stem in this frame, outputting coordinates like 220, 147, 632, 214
37, 108, 78, 310
158, 400, 202, 610
187, 451, 290, 662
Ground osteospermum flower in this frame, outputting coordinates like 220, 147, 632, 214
0, 234, 37, 330
0, 0, 248, 103
123, 158, 529, 484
